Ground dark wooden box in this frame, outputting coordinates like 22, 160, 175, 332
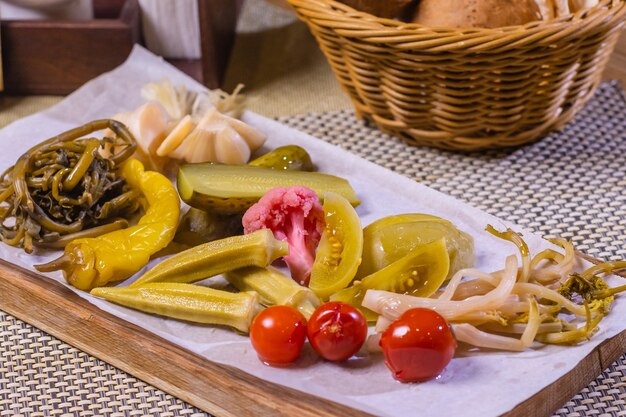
0, 0, 242, 95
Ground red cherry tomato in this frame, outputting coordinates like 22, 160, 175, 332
250, 305, 307, 366
380, 308, 456, 383
307, 301, 368, 361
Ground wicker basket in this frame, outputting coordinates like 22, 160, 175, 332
287, 0, 626, 150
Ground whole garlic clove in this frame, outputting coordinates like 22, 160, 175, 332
188, 129, 217, 164
105, 102, 171, 171
120, 102, 171, 156
226, 117, 267, 151
215, 126, 251, 165
157, 115, 196, 157
169, 125, 217, 164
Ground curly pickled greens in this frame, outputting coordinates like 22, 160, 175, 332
365, 225, 626, 351
0, 119, 140, 253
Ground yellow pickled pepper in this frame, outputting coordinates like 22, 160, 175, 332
36, 158, 180, 291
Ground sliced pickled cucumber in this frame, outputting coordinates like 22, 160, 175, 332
331, 238, 450, 321
309, 192, 363, 300
249, 145, 314, 171
357, 214, 474, 279
177, 163, 359, 215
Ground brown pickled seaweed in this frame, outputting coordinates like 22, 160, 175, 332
0, 119, 140, 253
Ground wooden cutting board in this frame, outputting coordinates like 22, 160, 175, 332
1, 257, 626, 417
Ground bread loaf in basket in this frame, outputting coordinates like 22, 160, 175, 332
287, 0, 626, 150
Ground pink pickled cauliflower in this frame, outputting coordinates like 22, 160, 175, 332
242, 186, 325, 286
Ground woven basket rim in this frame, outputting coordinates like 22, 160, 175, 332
288, 0, 626, 51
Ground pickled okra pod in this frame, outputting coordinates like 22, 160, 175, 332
131, 229, 289, 286
91, 283, 260, 333
225, 266, 320, 318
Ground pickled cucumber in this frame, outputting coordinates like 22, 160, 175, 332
249, 145, 314, 171
177, 163, 359, 214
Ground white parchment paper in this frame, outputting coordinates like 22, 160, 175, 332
1, 46, 625, 417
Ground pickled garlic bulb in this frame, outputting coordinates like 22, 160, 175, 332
157, 109, 266, 165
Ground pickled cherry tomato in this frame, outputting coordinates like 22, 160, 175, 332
250, 305, 307, 366
307, 302, 368, 361
380, 308, 456, 382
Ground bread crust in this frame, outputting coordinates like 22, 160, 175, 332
412, 0, 543, 28
337, 0, 417, 19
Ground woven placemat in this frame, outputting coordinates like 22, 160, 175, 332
2, 81, 626, 416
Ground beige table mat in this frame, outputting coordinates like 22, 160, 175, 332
0, 96, 62, 128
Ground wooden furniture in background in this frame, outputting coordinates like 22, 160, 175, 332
168, 0, 244, 89
0, 0, 243, 95
0, 0, 141, 95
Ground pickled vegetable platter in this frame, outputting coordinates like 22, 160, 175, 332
1, 48, 626, 417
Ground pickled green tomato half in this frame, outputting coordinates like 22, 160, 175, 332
357, 214, 450, 278
309, 192, 363, 300
357, 215, 474, 280
331, 238, 450, 321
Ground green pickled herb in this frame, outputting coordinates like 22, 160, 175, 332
0, 119, 139, 253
